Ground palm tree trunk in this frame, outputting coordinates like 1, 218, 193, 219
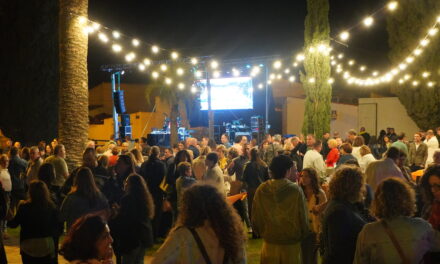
59, 0, 89, 170
170, 103, 179, 146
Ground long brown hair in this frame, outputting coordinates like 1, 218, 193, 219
250, 148, 267, 168
125, 174, 155, 219
72, 167, 101, 207
300, 168, 320, 196
27, 180, 55, 209
177, 184, 245, 262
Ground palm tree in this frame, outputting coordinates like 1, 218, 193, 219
59, 0, 89, 169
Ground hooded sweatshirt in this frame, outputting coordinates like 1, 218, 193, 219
252, 178, 310, 244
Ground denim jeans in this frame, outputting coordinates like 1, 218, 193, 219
121, 244, 146, 264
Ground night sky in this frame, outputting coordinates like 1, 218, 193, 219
87, 0, 390, 88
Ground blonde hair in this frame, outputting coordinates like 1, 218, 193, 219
327, 139, 338, 148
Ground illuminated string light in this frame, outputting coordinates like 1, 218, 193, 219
428, 28, 438, 36
258, 83, 264, 89
191, 86, 197, 93
176, 68, 184, 76
328, 78, 335, 84
412, 80, 419, 87
360, 66, 366, 72
132, 39, 140, 46
363, 16, 374, 27
98, 33, 108, 43
112, 31, 120, 39
151, 45, 160, 54
422, 72, 430, 78
92, 22, 101, 30
213, 71, 220, 78
160, 64, 168, 72
125, 52, 136, 62
339, 31, 350, 41
191, 58, 198, 65
296, 54, 305, 61
178, 83, 185, 90
308, 77, 316, 83
414, 49, 423, 56
232, 68, 240, 77
171, 51, 179, 59
276, 74, 282, 80
210, 60, 219, 69
143, 58, 151, 66
273, 61, 282, 69
251, 66, 260, 77
195, 71, 203, 78
78, 16, 87, 24
112, 44, 122, 53
428, 81, 435, 87
348, 60, 355, 66
289, 76, 296, 82
165, 78, 172, 85
138, 64, 146, 71
387, 1, 398, 11
284, 68, 290, 74
151, 71, 159, 79
420, 39, 430, 47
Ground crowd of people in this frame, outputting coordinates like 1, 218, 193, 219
0, 126, 439, 263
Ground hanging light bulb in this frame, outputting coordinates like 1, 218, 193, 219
171, 51, 179, 60
422, 72, 430, 78
308, 77, 316, 83
428, 28, 438, 36
124, 52, 136, 62
328, 78, 335, 84
210, 60, 219, 69
289, 76, 296, 82
151, 45, 160, 54
195, 71, 203, 78
112, 31, 120, 39
420, 39, 430, 47
151, 71, 159, 79
232, 68, 240, 77
160, 64, 168, 72
143, 58, 151, 66
98, 33, 108, 43
112, 44, 122, 53
258, 83, 264, 89
387, 1, 398, 11
273, 60, 282, 69
296, 54, 305, 61
165, 78, 173, 85
339, 31, 350, 41
176, 68, 184, 76
363, 16, 374, 27
132, 39, 140, 47
178, 83, 185, 90
191, 58, 198, 65
138, 64, 146, 71
213, 71, 220, 78
414, 49, 423, 56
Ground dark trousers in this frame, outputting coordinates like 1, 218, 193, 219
21, 252, 55, 264
301, 232, 318, 264
152, 194, 164, 240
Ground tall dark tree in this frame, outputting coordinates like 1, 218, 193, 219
59, 0, 89, 169
387, 0, 440, 130
301, 0, 332, 138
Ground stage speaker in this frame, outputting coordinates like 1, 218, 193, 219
121, 114, 130, 126
113, 90, 126, 114
119, 126, 132, 139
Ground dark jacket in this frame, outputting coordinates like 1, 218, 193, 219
8, 202, 60, 242
8, 155, 27, 199
140, 157, 166, 198
321, 200, 367, 264
228, 155, 249, 181
188, 145, 199, 159
336, 154, 357, 167
110, 194, 153, 254
242, 161, 269, 190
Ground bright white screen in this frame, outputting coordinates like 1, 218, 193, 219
199, 77, 253, 110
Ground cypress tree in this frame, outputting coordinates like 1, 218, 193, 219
387, 0, 440, 130
301, 0, 332, 138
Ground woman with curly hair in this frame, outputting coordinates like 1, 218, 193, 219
321, 165, 368, 264
110, 174, 154, 264
420, 164, 440, 230
151, 184, 246, 264
300, 168, 327, 264
354, 178, 440, 263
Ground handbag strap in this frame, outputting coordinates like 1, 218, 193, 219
381, 220, 410, 264
188, 227, 212, 264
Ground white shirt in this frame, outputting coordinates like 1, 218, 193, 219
303, 150, 326, 178
424, 136, 439, 166
0, 168, 12, 192
352, 146, 362, 161
359, 154, 376, 173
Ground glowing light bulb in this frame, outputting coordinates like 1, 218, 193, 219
293, 62, 298, 67
112, 31, 120, 39
273, 60, 282, 69
151, 71, 159, 79
210, 60, 219, 69
258, 83, 264, 89
363, 17, 374, 27
213, 71, 220, 78
78, 16, 87, 24
289, 76, 296, 82
165, 78, 172, 85
151, 45, 160, 53
428, 28, 438, 36
171, 51, 179, 59
360, 66, 366, 72
251, 66, 260, 76
284, 68, 290, 74
178, 83, 185, 90
132, 39, 140, 47
398, 79, 404, 84
412, 80, 419, 86
125, 52, 136, 62
420, 39, 430, 47
414, 49, 423, 56
387, 1, 398, 11
195, 71, 202, 78
406, 57, 414, 63
84, 26, 94, 34
98, 33, 108, 43
422, 72, 430, 78
338, 53, 344, 59
348, 60, 355, 66
276, 74, 282, 79
331, 61, 337, 66
138, 64, 146, 71
428, 81, 435, 87
398, 63, 407, 70
404, 74, 411, 80
191, 58, 198, 65
232, 68, 240, 77
328, 78, 335, 84
176, 68, 184, 76
160, 64, 168, 71
191, 86, 197, 93
296, 54, 305, 61
340, 31, 350, 41
112, 44, 122, 53
269, 73, 276, 80
143, 58, 151, 66
372, 71, 379, 77
308, 77, 316, 83
92, 22, 100, 30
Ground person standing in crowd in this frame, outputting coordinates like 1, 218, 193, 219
321, 132, 331, 158
321, 165, 368, 264
425, 129, 439, 167
192, 147, 210, 181
391, 133, 409, 157
20, 147, 30, 162
0, 155, 12, 195
358, 146, 376, 173
187, 138, 200, 159
420, 165, 440, 230
352, 136, 365, 161
303, 140, 326, 182
162, 148, 174, 167
151, 184, 246, 264
140, 146, 166, 242
95, 155, 110, 178
243, 148, 268, 235
215, 145, 228, 171
130, 148, 144, 168
365, 147, 405, 191
37, 163, 59, 206
290, 136, 304, 171
386, 127, 398, 142
44, 144, 68, 196
221, 133, 231, 149
175, 162, 196, 211
108, 147, 120, 167
110, 174, 154, 264
60, 214, 114, 264
299, 168, 327, 264
347, 129, 357, 145
354, 178, 440, 263
232, 135, 244, 156
325, 139, 340, 168
103, 155, 136, 206
409, 132, 428, 172
8, 180, 60, 264
60, 167, 108, 231
26, 146, 43, 184
252, 155, 310, 263
8, 146, 28, 205
263, 134, 283, 166
204, 152, 225, 195
359, 127, 371, 145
